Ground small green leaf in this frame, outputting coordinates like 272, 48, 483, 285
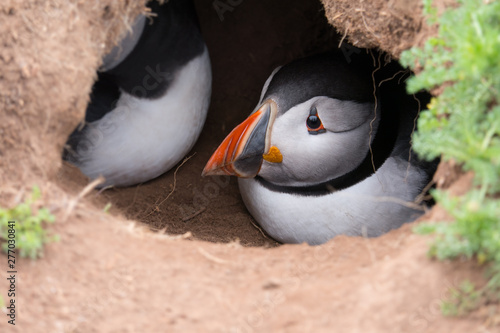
0, 186, 57, 259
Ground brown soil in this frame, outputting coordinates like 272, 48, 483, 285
0, 0, 495, 332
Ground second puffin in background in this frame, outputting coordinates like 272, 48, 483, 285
65, 0, 211, 188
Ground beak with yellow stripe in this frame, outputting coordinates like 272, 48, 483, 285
202, 100, 282, 178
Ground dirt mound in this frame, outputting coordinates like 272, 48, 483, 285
321, 0, 456, 57
0, 0, 492, 332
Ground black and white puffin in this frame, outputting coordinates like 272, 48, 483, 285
64, 0, 211, 187
203, 50, 437, 245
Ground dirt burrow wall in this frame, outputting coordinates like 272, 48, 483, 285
321, 0, 431, 57
0, 0, 146, 203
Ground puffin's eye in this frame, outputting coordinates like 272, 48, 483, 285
307, 114, 321, 129
306, 107, 326, 135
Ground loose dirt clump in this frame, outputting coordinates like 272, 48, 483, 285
321, 0, 456, 57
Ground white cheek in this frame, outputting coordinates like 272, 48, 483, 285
260, 112, 334, 184
260, 113, 377, 186
274, 119, 323, 165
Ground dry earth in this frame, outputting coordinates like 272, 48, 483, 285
0, 0, 496, 332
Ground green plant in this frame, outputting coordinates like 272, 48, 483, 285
103, 202, 112, 213
400, 0, 500, 313
0, 186, 57, 259
441, 280, 482, 316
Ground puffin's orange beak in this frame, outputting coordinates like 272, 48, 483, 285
202, 100, 279, 178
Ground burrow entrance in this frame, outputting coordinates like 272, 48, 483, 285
61, 0, 436, 247
64, 0, 345, 247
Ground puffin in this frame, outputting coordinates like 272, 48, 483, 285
64, 0, 211, 187
202, 50, 437, 245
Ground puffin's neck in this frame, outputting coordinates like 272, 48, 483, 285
239, 155, 427, 245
